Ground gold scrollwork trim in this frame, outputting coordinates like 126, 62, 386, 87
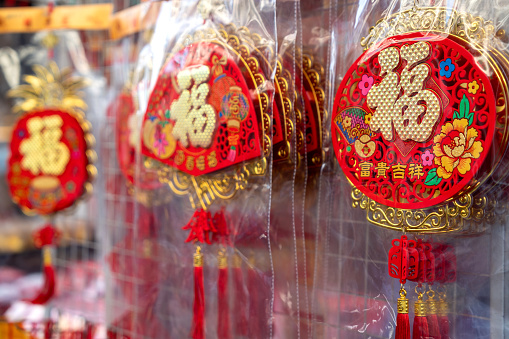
350, 185, 503, 233
361, 7, 501, 50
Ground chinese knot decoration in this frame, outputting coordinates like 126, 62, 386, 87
332, 32, 496, 210
6, 63, 95, 305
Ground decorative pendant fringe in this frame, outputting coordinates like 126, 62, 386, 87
248, 257, 263, 339
44, 319, 53, 339
217, 249, 230, 339
427, 313, 440, 339
413, 299, 429, 339
427, 296, 440, 339
191, 247, 205, 339
395, 286, 410, 339
28, 246, 56, 305
438, 294, 450, 339
233, 254, 248, 336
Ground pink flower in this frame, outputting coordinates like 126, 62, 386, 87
153, 127, 169, 156
358, 74, 374, 96
421, 149, 434, 166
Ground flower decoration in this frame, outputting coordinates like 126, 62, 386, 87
421, 150, 434, 166
358, 74, 374, 96
468, 80, 480, 94
439, 58, 456, 79
343, 116, 352, 129
153, 127, 169, 157
432, 118, 483, 179
364, 113, 372, 125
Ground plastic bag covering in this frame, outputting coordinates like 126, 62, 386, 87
317, 0, 509, 338
103, 15, 165, 339
118, 0, 279, 338
0, 29, 106, 328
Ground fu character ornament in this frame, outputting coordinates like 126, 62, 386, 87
141, 25, 272, 339
7, 62, 95, 304
332, 6, 509, 233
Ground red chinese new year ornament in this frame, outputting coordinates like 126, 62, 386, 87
333, 32, 496, 210
6, 62, 95, 304
332, 6, 509, 233
142, 41, 264, 177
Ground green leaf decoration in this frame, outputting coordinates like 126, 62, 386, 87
165, 109, 171, 119
159, 120, 169, 127
460, 94, 469, 117
455, 95, 475, 126
466, 111, 474, 126
424, 168, 443, 186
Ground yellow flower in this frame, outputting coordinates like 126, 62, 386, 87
343, 116, 352, 129
364, 113, 372, 125
432, 118, 483, 179
468, 80, 479, 94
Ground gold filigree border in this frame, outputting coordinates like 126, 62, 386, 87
350, 186, 503, 234
360, 7, 502, 50
300, 51, 327, 168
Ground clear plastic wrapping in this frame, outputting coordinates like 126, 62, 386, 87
117, 0, 281, 338
321, 0, 509, 337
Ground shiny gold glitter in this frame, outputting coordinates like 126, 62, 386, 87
170, 65, 216, 148
367, 41, 440, 142
20, 115, 70, 176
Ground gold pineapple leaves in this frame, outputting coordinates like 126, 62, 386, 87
8, 62, 88, 115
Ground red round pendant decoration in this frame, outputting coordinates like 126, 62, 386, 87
7, 109, 92, 215
112, 92, 160, 190
142, 41, 262, 176
332, 32, 497, 209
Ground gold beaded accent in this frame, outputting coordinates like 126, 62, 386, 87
193, 246, 204, 267
232, 252, 242, 268
414, 288, 427, 317
438, 291, 449, 316
43, 246, 52, 267
427, 288, 438, 315
218, 248, 227, 269
397, 286, 409, 314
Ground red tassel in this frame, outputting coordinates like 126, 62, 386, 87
395, 287, 410, 339
27, 246, 56, 305
396, 313, 410, 339
217, 250, 230, 339
427, 313, 440, 339
191, 247, 205, 339
248, 258, 261, 339
438, 296, 450, 339
233, 255, 248, 336
438, 315, 450, 339
426, 289, 440, 339
413, 300, 429, 339
44, 320, 53, 339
